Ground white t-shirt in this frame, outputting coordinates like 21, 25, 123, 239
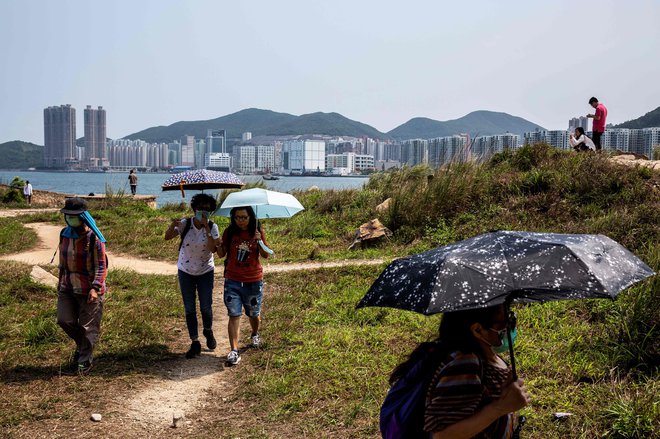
23, 183, 32, 196
569, 134, 596, 150
175, 218, 220, 275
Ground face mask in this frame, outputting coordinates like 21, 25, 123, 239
195, 211, 210, 221
65, 215, 82, 227
491, 328, 518, 354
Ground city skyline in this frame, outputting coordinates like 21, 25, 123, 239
1, 1, 659, 145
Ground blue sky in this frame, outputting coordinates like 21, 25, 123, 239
1, 0, 659, 144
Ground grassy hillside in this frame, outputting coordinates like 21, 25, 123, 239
1, 144, 658, 437
0, 141, 43, 169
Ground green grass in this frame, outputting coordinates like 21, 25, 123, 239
0, 261, 182, 429
205, 265, 659, 438
0, 145, 658, 437
0, 217, 37, 255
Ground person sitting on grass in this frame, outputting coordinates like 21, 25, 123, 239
164, 193, 220, 359
569, 127, 596, 152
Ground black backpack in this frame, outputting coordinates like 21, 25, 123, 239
179, 217, 215, 251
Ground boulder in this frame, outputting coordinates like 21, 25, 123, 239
375, 198, 391, 213
30, 266, 58, 289
349, 218, 392, 250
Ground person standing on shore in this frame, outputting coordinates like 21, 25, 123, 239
128, 169, 138, 195
56, 197, 107, 375
164, 193, 220, 359
23, 180, 33, 205
216, 206, 270, 366
587, 97, 607, 151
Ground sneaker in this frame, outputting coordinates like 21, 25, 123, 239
185, 341, 202, 359
251, 333, 262, 348
203, 329, 217, 350
226, 349, 241, 365
77, 360, 93, 375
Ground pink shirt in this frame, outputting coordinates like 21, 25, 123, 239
593, 103, 607, 132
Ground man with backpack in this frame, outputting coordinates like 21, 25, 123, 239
164, 193, 221, 358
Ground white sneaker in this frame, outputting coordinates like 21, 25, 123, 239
251, 333, 262, 348
226, 349, 241, 365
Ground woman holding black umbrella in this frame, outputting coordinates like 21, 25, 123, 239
389, 304, 529, 438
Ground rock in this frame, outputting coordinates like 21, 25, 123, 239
90, 413, 102, 422
375, 198, 391, 213
171, 411, 184, 428
308, 185, 320, 191
30, 266, 58, 289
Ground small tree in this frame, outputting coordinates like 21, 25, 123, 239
10, 176, 26, 188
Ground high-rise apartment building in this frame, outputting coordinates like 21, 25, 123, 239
180, 135, 195, 167
568, 116, 590, 132
206, 129, 226, 154
84, 105, 108, 168
44, 105, 77, 168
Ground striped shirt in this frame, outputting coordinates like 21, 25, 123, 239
424, 351, 515, 438
58, 229, 107, 295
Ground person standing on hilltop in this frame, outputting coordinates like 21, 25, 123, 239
128, 169, 138, 195
23, 180, 33, 205
587, 97, 607, 151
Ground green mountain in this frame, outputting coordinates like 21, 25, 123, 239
123, 108, 543, 142
615, 106, 660, 129
264, 112, 385, 138
125, 108, 299, 142
387, 110, 545, 139
0, 141, 43, 169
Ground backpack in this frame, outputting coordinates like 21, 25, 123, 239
380, 342, 445, 439
88, 232, 109, 269
380, 343, 484, 439
179, 217, 215, 251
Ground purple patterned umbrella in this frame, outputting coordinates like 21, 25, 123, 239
162, 169, 244, 196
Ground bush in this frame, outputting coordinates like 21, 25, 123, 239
2, 188, 24, 204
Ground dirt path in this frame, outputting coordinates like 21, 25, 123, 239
0, 213, 387, 434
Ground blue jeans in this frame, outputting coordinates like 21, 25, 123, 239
224, 279, 263, 317
178, 269, 214, 341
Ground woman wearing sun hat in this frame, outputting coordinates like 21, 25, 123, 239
56, 197, 108, 375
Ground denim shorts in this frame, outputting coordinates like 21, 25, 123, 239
224, 279, 263, 317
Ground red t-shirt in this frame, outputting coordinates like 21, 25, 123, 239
593, 103, 607, 132
222, 228, 267, 283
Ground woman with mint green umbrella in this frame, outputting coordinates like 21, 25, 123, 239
56, 197, 107, 375
164, 193, 220, 359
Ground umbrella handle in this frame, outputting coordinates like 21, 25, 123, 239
179, 180, 186, 198
505, 300, 517, 380
508, 327, 517, 381
257, 240, 274, 255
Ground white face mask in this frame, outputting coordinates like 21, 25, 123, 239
65, 215, 82, 227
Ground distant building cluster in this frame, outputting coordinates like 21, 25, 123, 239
42, 104, 660, 173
